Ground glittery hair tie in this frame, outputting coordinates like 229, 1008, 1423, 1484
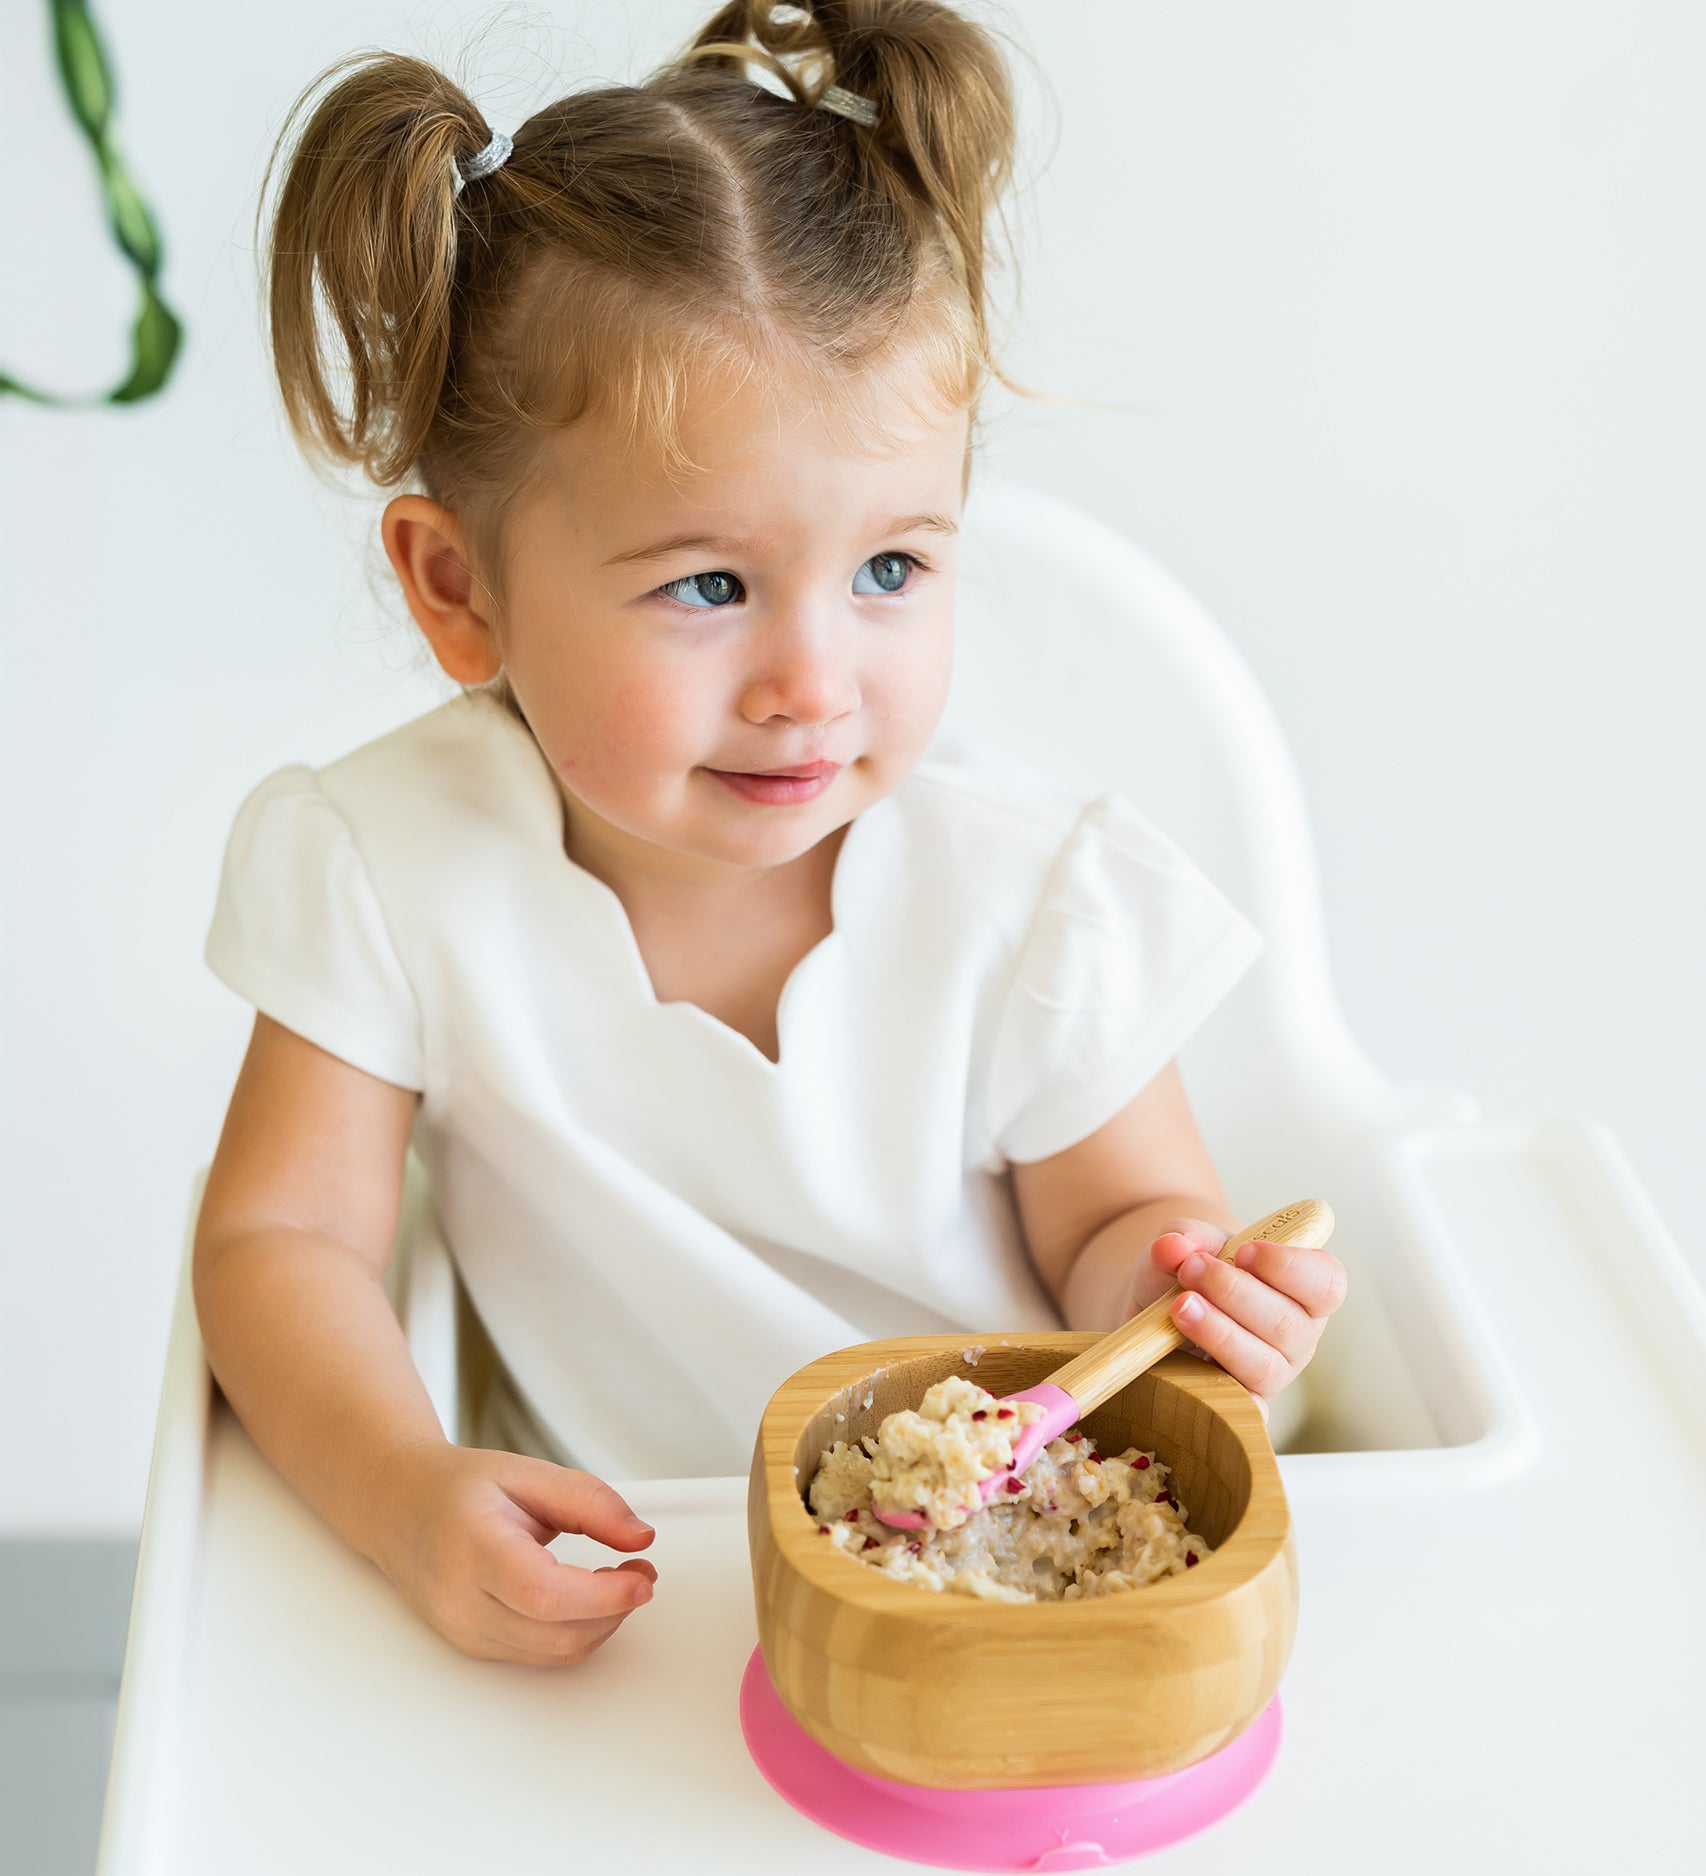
816, 84, 879, 128
454, 129, 513, 188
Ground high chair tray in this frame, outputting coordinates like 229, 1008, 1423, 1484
100, 1120, 1706, 1873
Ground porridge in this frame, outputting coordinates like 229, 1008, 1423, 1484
807, 1377, 1212, 1603
865, 1374, 1050, 1529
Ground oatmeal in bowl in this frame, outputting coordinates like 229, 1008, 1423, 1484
808, 1376, 1212, 1602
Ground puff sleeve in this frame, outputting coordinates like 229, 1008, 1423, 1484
985, 795, 1264, 1164
204, 765, 425, 1091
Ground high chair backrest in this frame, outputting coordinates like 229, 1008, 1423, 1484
949, 476, 1456, 1201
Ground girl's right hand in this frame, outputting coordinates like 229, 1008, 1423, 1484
368, 1442, 659, 1666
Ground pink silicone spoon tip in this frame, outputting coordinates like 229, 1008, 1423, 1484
872, 1383, 1081, 1530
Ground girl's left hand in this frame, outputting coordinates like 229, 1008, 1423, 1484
1135, 1219, 1348, 1418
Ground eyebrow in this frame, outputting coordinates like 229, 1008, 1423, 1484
601, 512, 960, 568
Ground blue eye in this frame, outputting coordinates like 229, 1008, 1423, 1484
658, 570, 743, 609
853, 552, 916, 595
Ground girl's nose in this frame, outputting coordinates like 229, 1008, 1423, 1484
739, 615, 861, 728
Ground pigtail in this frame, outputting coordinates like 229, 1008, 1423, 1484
820, 0, 1017, 328
687, 3, 1017, 330
256, 51, 501, 487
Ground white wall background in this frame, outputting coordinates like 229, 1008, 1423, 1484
2, 1, 1700, 1535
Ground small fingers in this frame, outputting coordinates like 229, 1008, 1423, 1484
1232, 1239, 1348, 1319
1172, 1290, 1293, 1398
471, 1581, 645, 1667
482, 1527, 657, 1626
1176, 1250, 1316, 1365
496, 1456, 657, 1551
1149, 1218, 1230, 1279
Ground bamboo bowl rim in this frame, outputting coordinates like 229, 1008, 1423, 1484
758, 1335, 1289, 1623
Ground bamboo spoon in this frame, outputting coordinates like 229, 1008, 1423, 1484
872, 1197, 1336, 1530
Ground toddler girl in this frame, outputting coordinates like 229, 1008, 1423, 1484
195, 0, 1347, 1669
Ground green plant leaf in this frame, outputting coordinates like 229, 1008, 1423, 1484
102, 153, 161, 274
4, 0, 184, 406
111, 283, 183, 403
52, 1, 112, 137
0, 372, 58, 406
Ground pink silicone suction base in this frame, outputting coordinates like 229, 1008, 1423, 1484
739, 1645, 1281, 1872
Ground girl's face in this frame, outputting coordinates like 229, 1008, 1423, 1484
494, 363, 971, 884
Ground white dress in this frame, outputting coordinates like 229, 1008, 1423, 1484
204, 691, 1264, 1477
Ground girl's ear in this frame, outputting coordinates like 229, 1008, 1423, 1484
381, 496, 503, 684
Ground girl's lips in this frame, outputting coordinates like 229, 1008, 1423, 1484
704, 761, 841, 806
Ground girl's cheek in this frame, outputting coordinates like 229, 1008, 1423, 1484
871, 630, 953, 747
554, 670, 717, 795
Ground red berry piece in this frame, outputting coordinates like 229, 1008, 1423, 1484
971, 1409, 987, 1420
997, 1407, 1015, 1419
1134, 1455, 1151, 1470
1089, 1452, 1104, 1464
907, 1540, 923, 1553
1185, 1551, 1199, 1566
817, 1524, 830, 1534
844, 1510, 860, 1521
1005, 1477, 1024, 1494
1156, 1491, 1172, 1506
863, 1536, 879, 1550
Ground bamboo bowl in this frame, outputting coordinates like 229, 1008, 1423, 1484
748, 1334, 1297, 1789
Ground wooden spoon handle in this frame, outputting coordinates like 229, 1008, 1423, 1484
1042, 1197, 1336, 1414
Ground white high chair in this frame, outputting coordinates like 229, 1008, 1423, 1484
100, 478, 1706, 1876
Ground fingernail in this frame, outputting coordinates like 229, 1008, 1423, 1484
633, 1580, 654, 1603
626, 1515, 654, 1534
1179, 1253, 1205, 1284
1176, 1294, 1204, 1325
1235, 1241, 1258, 1268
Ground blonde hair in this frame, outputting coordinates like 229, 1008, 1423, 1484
256, 1, 1030, 631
